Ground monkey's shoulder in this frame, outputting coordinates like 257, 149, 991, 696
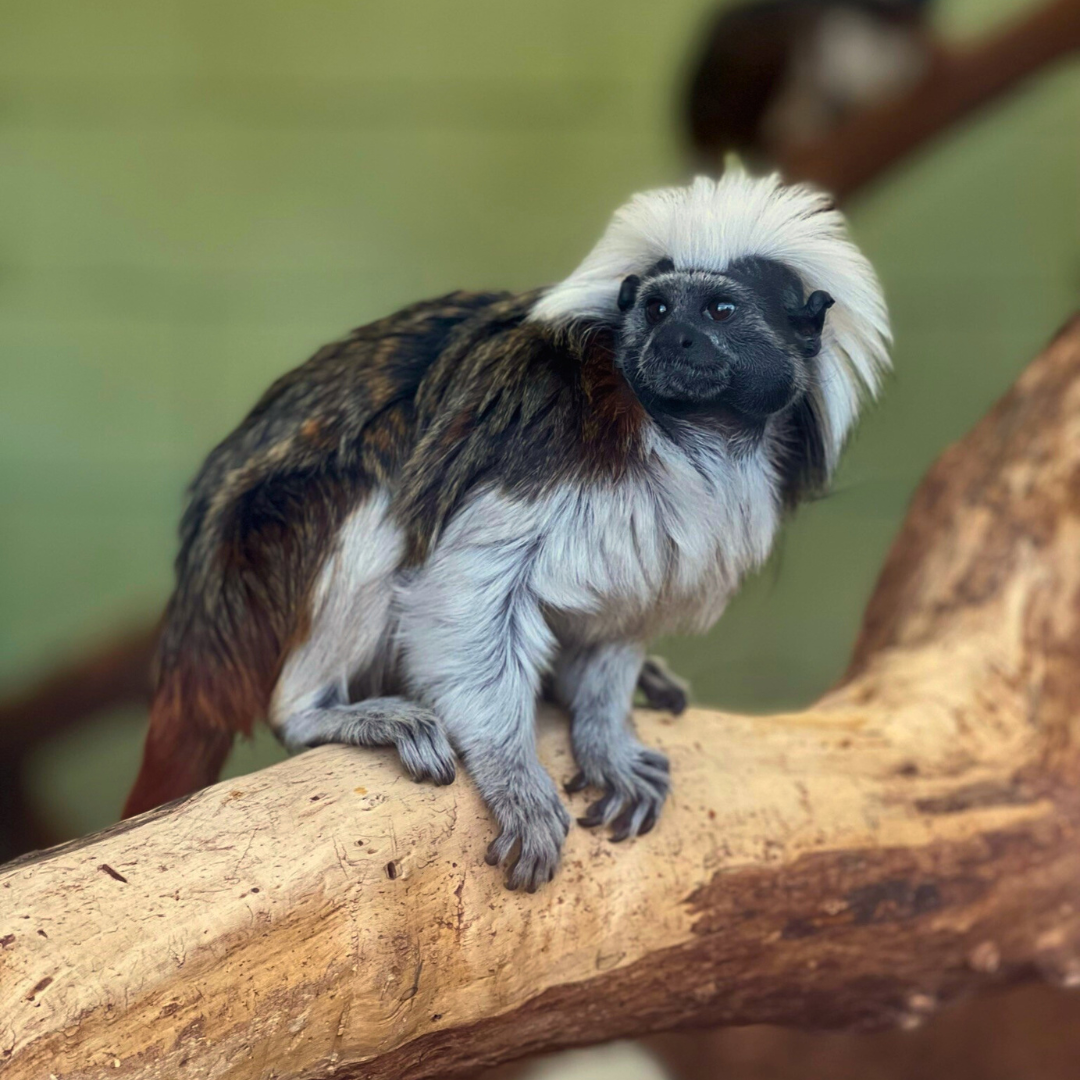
163, 291, 533, 670
245, 289, 521, 430
394, 307, 651, 560
181, 290, 524, 514
177, 284, 642, 575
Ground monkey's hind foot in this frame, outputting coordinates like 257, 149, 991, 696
567, 743, 670, 842
484, 769, 571, 892
637, 655, 690, 715
281, 696, 457, 785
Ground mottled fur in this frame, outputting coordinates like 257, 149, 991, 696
125, 290, 506, 812
124, 170, 890, 891
125, 290, 655, 821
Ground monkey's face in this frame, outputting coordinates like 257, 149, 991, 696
614, 257, 833, 422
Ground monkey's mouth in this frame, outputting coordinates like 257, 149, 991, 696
620, 347, 805, 426
624, 346, 731, 402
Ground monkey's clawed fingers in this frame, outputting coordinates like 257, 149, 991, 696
485, 781, 572, 892
564, 771, 591, 794
393, 718, 457, 786
636, 656, 690, 715
571, 746, 670, 843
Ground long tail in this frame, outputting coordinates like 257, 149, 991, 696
122, 688, 236, 818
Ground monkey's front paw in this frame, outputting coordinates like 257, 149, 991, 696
568, 744, 670, 842
484, 778, 571, 892
636, 656, 689, 715
392, 712, 457, 787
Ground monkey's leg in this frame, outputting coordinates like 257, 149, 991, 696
420, 648, 570, 892
545, 654, 689, 713
279, 696, 456, 785
402, 534, 571, 892
636, 654, 690, 715
554, 642, 671, 842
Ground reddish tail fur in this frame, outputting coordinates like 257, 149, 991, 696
122, 686, 236, 818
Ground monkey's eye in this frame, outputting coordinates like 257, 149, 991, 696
706, 299, 736, 322
644, 298, 669, 325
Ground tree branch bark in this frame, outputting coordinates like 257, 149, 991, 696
775, 0, 1080, 201
0, 624, 158, 861
0, 624, 157, 759
5, 317, 1080, 1079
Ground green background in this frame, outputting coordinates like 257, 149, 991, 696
2, 0, 1077, 840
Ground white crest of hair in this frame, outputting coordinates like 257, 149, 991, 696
529, 167, 891, 470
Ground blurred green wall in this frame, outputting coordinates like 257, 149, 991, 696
2, 0, 1077, 838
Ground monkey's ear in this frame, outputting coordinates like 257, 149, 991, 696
617, 274, 641, 312
789, 290, 834, 356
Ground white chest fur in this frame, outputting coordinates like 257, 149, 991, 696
426, 424, 783, 646
535, 427, 781, 640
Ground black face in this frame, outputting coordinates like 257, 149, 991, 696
614, 257, 833, 423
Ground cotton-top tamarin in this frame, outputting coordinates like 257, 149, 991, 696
124, 170, 890, 891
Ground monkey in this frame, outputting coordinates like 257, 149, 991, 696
123, 168, 890, 891
686, 0, 936, 163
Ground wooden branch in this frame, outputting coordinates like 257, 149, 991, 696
0, 625, 158, 860
776, 0, 1080, 200
682, 0, 1080, 201
645, 983, 1080, 1080
5, 317, 1080, 1079
0, 624, 157, 758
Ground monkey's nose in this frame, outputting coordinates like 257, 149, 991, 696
652, 322, 715, 367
